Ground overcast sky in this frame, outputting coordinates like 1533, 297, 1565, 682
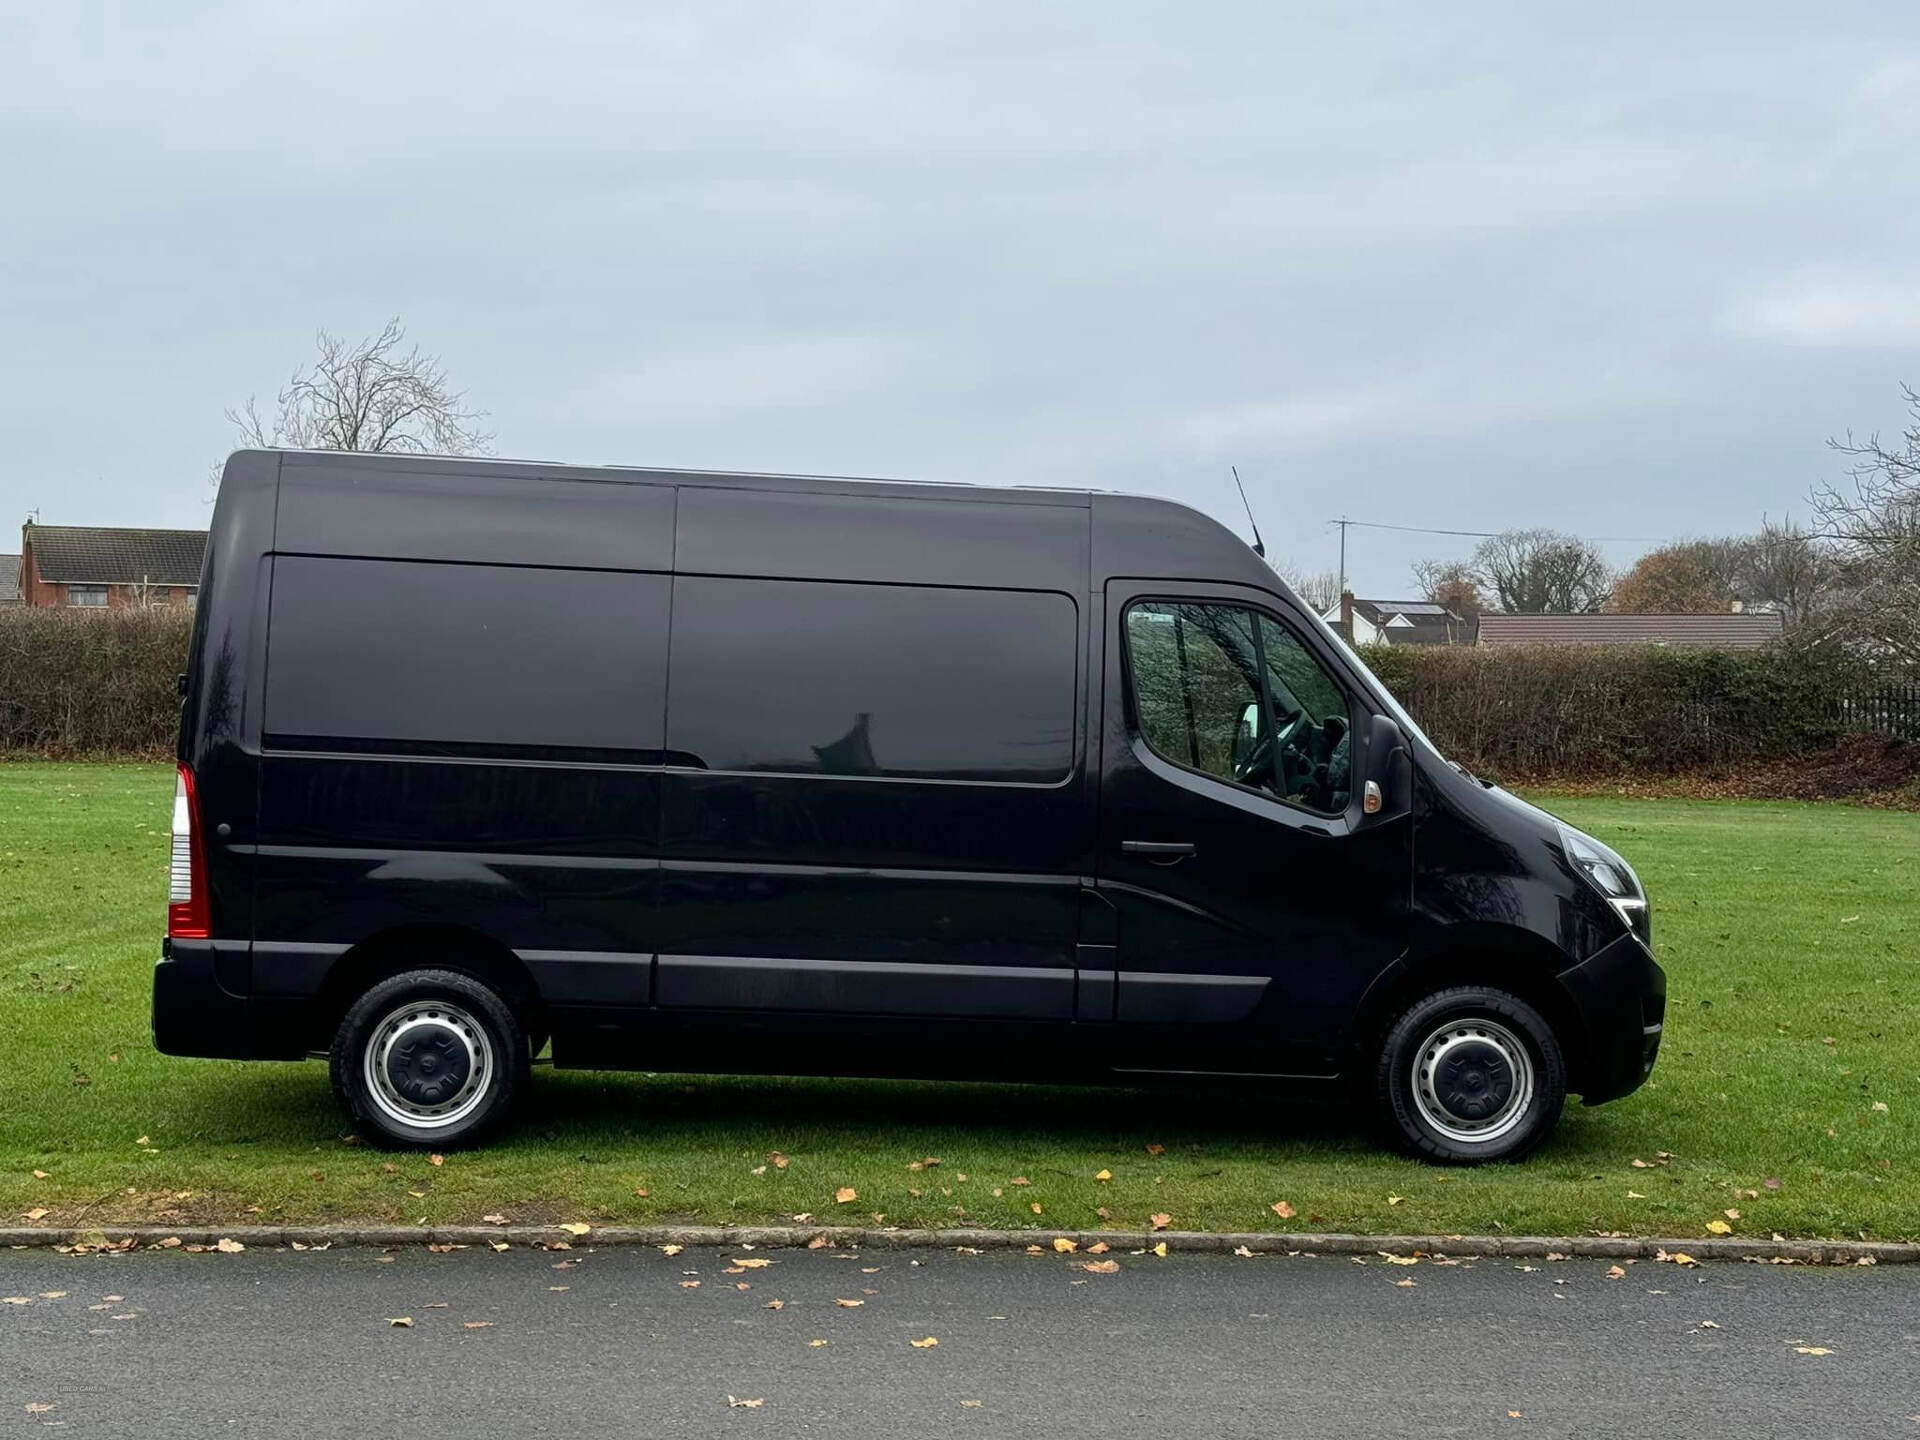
3, 1, 1917, 593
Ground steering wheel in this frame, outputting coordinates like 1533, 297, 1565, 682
1235, 707, 1306, 791
1279, 713, 1347, 809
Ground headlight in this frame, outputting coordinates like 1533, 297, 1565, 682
1557, 822, 1650, 948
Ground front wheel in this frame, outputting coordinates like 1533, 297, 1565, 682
1374, 986, 1566, 1164
330, 969, 529, 1149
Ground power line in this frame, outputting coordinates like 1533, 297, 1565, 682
1328, 516, 1673, 544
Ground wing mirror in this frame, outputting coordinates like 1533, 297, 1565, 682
1360, 712, 1410, 820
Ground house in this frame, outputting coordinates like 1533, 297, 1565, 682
1475, 612, 1785, 649
0, 554, 19, 605
1321, 594, 1474, 646
18, 523, 207, 609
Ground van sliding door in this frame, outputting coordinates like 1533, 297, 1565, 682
653, 573, 1083, 1021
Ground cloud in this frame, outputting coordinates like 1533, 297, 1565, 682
1727, 277, 1920, 347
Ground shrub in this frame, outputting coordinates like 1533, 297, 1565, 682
0, 608, 192, 758
1358, 641, 1878, 779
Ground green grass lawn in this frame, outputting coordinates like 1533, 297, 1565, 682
1, 762, 1914, 1241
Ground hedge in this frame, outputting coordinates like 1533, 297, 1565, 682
0, 606, 1897, 778
0, 607, 192, 758
1357, 641, 1868, 779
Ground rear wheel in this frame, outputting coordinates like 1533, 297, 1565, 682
1374, 986, 1566, 1164
330, 968, 529, 1149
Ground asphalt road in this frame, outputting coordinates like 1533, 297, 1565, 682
3, 1243, 1916, 1438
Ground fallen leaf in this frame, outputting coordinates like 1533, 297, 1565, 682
909, 1336, 939, 1348
835, 1187, 858, 1204
387, 1317, 413, 1328
751, 1165, 767, 1176
727, 1396, 765, 1408
1030, 1202, 1043, 1215
32, 1170, 49, 1179
763, 1299, 786, 1310
559, 1222, 591, 1237
491, 1242, 509, 1252
1233, 1245, 1256, 1258
215, 1238, 244, 1254
808, 1339, 828, 1347
1387, 1195, 1404, 1206
1052, 1237, 1077, 1253
1872, 1102, 1889, 1113
733, 1257, 774, 1269
1149, 1213, 1172, 1231
1145, 1144, 1165, 1156
961, 1400, 983, 1408
1151, 1242, 1168, 1258
1793, 1346, 1832, 1356
1087, 1242, 1110, 1254
24, 1208, 47, 1221
1010, 1176, 1031, 1186
1082, 1259, 1120, 1274
1606, 1265, 1627, 1280
1655, 1250, 1700, 1267
835, 1298, 864, 1308
768, 1152, 790, 1169
1695, 1320, 1720, 1330
680, 1281, 700, 1290
1383, 1255, 1419, 1266
1706, 1220, 1733, 1236
1509, 1412, 1523, 1420
1394, 1278, 1417, 1288
2, 1298, 32, 1306
1095, 1169, 1112, 1182
1626, 1191, 1646, 1199
429, 1154, 445, 1167
1271, 1201, 1296, 1220
660, 1245, 683, 1256
1764, 1176, 1782, 1191
482, 1213, 508, 1225
807, 1235, 830, 1249
462, 1321, 494, 1329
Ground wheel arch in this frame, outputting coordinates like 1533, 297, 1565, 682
1353, 924, 1593, 1095
312, 924, 544, 1048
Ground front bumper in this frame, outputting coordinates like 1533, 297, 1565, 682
153, 938, 311, 1060
1557, 932, 1665, 1105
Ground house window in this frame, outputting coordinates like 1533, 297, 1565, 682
67, 585, 108, 608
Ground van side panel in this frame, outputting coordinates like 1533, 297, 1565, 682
250, 540, 672, 1013
675, 485, 1086, 589
275, 453, 676, 571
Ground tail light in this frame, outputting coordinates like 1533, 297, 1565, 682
168, 763, 209, 939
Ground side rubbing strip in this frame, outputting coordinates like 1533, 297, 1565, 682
657, 955, 1073, 1019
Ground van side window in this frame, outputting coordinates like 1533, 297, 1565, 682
1125, 601, 1353, 815
668, 576, 1077, 784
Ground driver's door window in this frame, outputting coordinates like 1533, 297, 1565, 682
1125, 600, 1351, 815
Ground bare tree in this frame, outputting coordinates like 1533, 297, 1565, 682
1410, 558, 1488, 617
1727, 519, 1836, 626
1276, 563, 1342, 613
1471, 528, 1612, 613
1810, 386, 1920, 661
225, 318, 492, 459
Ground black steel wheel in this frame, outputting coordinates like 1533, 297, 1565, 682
330, 968, 528, 1149
1374, 986, 1566, 1164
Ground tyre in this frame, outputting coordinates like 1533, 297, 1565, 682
330, 968, 529, 1149
1374, 986, 1566, 1164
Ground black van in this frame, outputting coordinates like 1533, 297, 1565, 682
157, 450, 1663, 1163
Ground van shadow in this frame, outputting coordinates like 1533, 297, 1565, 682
509, 1067, 1374, 1154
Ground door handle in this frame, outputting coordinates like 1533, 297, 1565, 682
1122, 840, 1196, 861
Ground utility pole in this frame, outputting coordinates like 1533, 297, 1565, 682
1334, 516, 1351, 599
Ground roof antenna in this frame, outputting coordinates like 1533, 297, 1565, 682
1231, 466, 1265, 558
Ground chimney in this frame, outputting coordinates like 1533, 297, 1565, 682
1338, 590, 1354, 642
